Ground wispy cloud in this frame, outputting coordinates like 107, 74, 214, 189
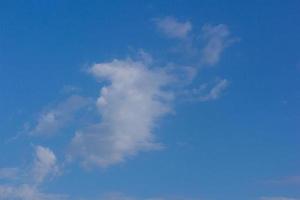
155, 17, 237, 68
197, 79, 229, 101
154, 16, 192, 39
0, 146, 65, 200
69, 58, 173, 167
30, 95, 92, 136
0, 146, 59, 184
201, 24, 237, 66
182, 79, 229, 102
31, 146, 59, 184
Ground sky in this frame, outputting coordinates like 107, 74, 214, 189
0, 0, 300, 200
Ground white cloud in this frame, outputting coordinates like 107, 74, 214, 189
31, 146, 59, 184
1, 15, 239, 200
28, 19, 237, 171
0, 146, 58, 185
201, 24, 236, 66
198, 79, 228, 101
30, 95, 91, 136
69, 59, 172, 167
155, 17, 192, 39
184, 79, 228, 102
260, 197, 300, 200
0, 184, 67, 200
155, 17, 237, 67
0, 146, 64, 200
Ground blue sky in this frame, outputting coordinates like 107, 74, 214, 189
0, 1, 300, 200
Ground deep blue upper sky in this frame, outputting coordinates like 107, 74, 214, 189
0, 1, 300, 200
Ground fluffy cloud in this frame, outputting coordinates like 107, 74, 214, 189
30, 95, 91, 136
24, 19, 236, 172
29, 18, 236, 170
69, 59, 172, 167
31, 146, 59, 184
155, 16, 192, 39
0, 146, 58, 185
1, 14, 239, 200
201, 24, 236, 66
0, 146, 64, 200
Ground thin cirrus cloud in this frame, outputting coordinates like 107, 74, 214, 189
154, 17, 233, 104
180, 78, 228, 102
154, 16, 192, 39
154, 17, 237, 68
30, 95, 92, 136
69, 59, 173, 167
200, 24, 237, 66
197, 79, 229, 102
